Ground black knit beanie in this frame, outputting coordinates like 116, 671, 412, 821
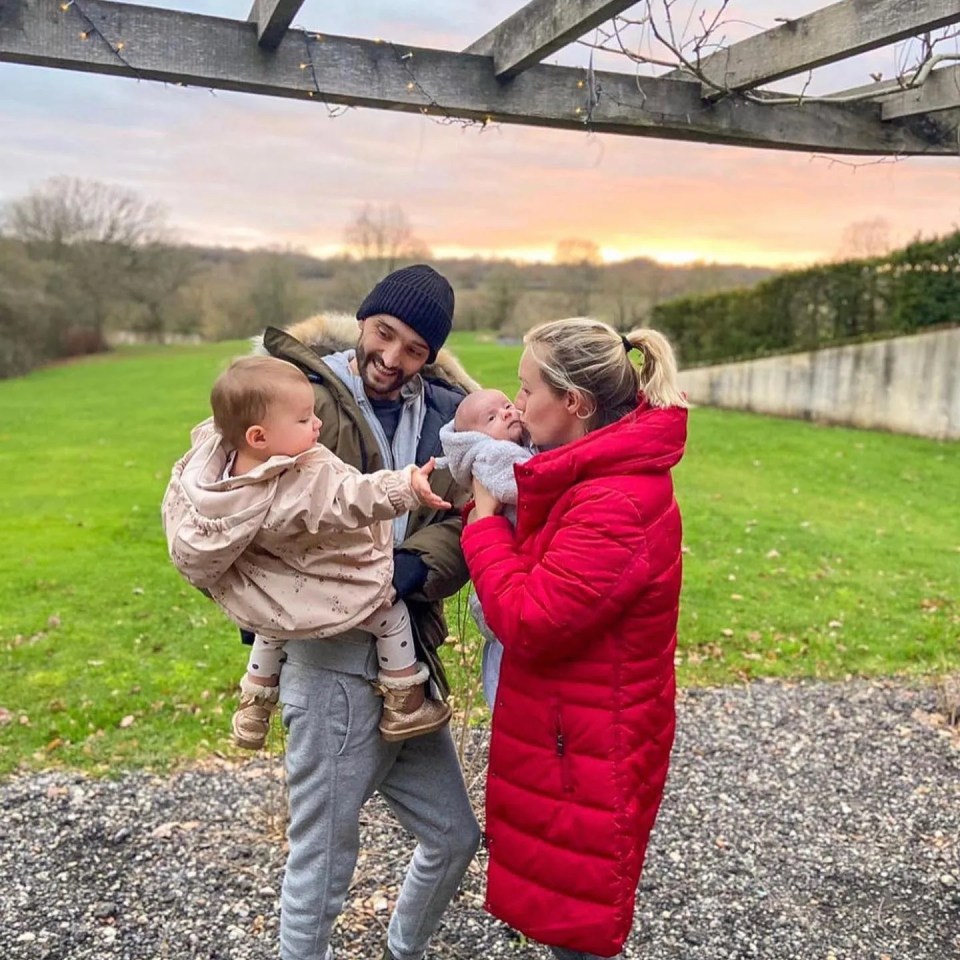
356, 264, 454, 363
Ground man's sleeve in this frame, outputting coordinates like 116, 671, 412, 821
394, 478, 470, 602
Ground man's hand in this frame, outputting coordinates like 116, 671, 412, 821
411, 458, 452, 511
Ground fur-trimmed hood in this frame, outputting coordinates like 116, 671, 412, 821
254, 312, 480, 394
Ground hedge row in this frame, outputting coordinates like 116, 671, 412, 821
651, 232, 960, 367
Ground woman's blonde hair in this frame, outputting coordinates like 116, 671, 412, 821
210, 356, 310, 448
523, 317, 687, 430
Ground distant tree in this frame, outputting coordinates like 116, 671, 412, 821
247, 250, 310, 333
338, 204, 431, 306
554, 238, 602, 315
838, 217, 892, 261
125, 245, 197, 340
344, 204, 427, 267
0, 240, 59, 377
4, 176, 167, 250
185, 262, 254, 341
604, 264, 652, 330
1, 177, 186, 348
480, 264, 524, 332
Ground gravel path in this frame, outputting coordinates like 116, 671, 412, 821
2, 679, 958, 960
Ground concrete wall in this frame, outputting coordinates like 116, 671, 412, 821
677, 327, 960, 440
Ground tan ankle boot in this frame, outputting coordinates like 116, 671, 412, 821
232, 676, 279, 750
377, 663, 451, 742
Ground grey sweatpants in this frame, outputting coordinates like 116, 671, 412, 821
278, 635, 481, 960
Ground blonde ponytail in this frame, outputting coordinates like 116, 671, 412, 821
623, 328, 688, 409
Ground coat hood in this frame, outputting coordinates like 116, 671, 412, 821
162, 421, 297, 590
254, 312, 480, 394
515, 397, 687, 527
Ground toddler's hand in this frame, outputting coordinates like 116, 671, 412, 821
411, 458, 452, 511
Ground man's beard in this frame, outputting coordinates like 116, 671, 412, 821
356, 342, 412, 398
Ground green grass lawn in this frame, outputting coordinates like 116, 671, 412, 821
1, 336, 956, 777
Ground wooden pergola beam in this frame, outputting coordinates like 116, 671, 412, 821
818, 76, 908, 102
247, 0, 305, 50
671, 0, 960, 96
0, 0, 956, 155
882, 65, 960, 119
464, 0, 636, 79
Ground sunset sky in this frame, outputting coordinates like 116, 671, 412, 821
1, 0, 958, 268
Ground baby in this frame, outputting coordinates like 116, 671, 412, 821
438, 389, 534, 708
162, 356, 452, 749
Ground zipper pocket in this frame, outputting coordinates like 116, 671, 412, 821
554, 704, 575, 794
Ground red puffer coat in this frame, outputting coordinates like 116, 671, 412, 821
461, 397, 687, 958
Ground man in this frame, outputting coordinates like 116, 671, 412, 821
255, 265, 481, 960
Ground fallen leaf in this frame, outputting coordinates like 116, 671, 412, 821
119, 715, 135, 728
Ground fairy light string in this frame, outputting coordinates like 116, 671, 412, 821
55, 4, 507, 133
60, 0, 141, 78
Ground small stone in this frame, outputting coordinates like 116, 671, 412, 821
92, 901, 116, 919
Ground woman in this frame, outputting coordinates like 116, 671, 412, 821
462, 318, 688, 960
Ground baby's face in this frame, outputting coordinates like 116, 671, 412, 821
456, 389, 524, 442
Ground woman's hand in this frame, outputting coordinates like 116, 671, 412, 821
472, 480, 502, 520
410, 458, 452, 511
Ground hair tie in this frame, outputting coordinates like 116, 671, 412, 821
621, 335, 633, 353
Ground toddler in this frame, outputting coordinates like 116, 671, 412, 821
162, 356, 452, 748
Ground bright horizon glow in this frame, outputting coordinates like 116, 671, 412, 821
312, 241, 819, 270
176, 224, 873, 273
178, 227, 817, 269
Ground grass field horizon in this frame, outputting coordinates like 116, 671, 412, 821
1, 335, 957, 777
